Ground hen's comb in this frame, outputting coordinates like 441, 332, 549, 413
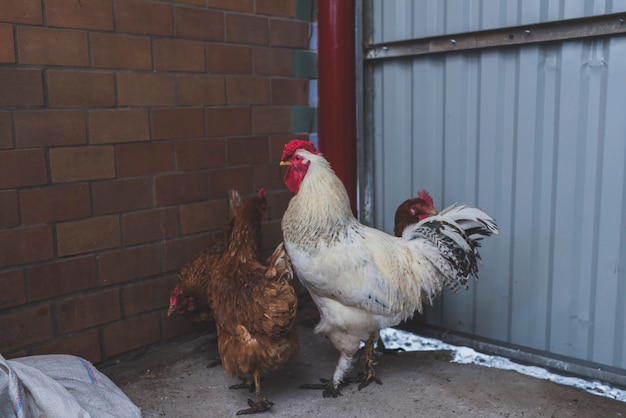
281, 139, 319, 161
417, 189, 434, 208
258, 188, 265, 198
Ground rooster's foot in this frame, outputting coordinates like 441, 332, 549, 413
235, 397, 273, 415
300, 378, 344, 398
352, 371, 382, 390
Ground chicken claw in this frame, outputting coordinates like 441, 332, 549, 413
236, 397, 273, 415
300, 378, 344, 398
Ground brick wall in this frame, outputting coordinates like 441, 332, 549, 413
0, 0, 314, 364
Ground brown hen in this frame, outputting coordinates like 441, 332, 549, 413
209, 189, 299, 415
168, 189, 242, 322
393, 189, 438, 237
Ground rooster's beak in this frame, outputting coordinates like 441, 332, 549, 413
167, 306, 176, 317
428, 208, 438, 215
279, 161, 291, 166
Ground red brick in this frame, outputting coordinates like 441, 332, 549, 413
0, 149, 47, 189
116, 0, 173, 35
32, 331, 101, 364
92, 33, 151, 70
117, 73, 175, 106
175, 7, 223, 40
0, 111, 11, 149
207, 166, 253, 199
123, 208, 179, 246
14, 110, 86, 148
254, 47, 293, 76
152, 108, 204, 140
180, 199, 227, 234
92, 178, 152, 215
117, 142, 175, 177
89, 109, 149, 144
0, 270, 26, 309
169, 0, 204, 5
205, 107, 250, 137
155, 172, 207, 206
99, 244, 160, 285
253, 163, 285, 191
177, 75, 225, 106
49, 146, 115, 183
163, 233, 212, 272
21, 184, 91, 224
207, 44, 252, 74
252, 107, 291, 134
56, 216, 121, 257
226, 13, 269, 45
0, 305, 53, 352
47, 0, 113, 30
226, 76, 269, 105
206, 0, 252, 12
0, 69, 43, 107
153, 39, 205, 72
272, 78, 308, 105
176, 138, 225, 171
26, 256, 97, 301
123, 276, 172, 315
17, 26, 88, 66
256, 0, 295, 17
0, 225, 53, 267
47, 70, 116, 107
0, 0, 43, 24
226, 136, 270, 165
0, 190, 18, 228
0, 23, 15, 63
270, 19, 309, 48
103, 313, 160, 357
56, 288, 120, 334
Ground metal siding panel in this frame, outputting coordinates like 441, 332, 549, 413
439, 53, 480, 333
510, 46, 550, 350
368, 0, 626, 373
372, 66, 385, 229
592, 36, 626, 367
380, 61, 415, 234
551, 42, 593, 358
474, 48, 517, 341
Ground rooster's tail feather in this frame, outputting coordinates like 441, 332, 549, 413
406, 203, 498, 293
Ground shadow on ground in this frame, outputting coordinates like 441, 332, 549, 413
102, 320, 625, 418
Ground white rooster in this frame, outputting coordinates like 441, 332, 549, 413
279, 139, 499, 397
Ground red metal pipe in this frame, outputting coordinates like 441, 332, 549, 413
317, 0, 357, 213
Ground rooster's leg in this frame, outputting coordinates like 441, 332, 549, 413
235, 370, 273, 415
356, 334, 383, 390
300, 352, 353, 398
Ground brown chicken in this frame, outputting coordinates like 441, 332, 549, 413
209, 189, 299, 415
393, 189, 438, 237
168, 190, 242, 322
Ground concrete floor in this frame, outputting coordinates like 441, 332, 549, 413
102, 321, 626, 418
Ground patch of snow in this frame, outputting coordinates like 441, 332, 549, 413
379, 328, 626, 403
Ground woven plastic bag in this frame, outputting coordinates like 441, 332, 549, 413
0, 353, 141, 418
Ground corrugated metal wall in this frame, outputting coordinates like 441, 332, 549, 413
364, 0, 626, 375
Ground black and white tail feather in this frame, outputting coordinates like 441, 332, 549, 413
404, 203, 499, 293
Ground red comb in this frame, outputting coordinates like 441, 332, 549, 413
281, 139, 319, 161
258, 188, 265, 198
417, 189, 434, 207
